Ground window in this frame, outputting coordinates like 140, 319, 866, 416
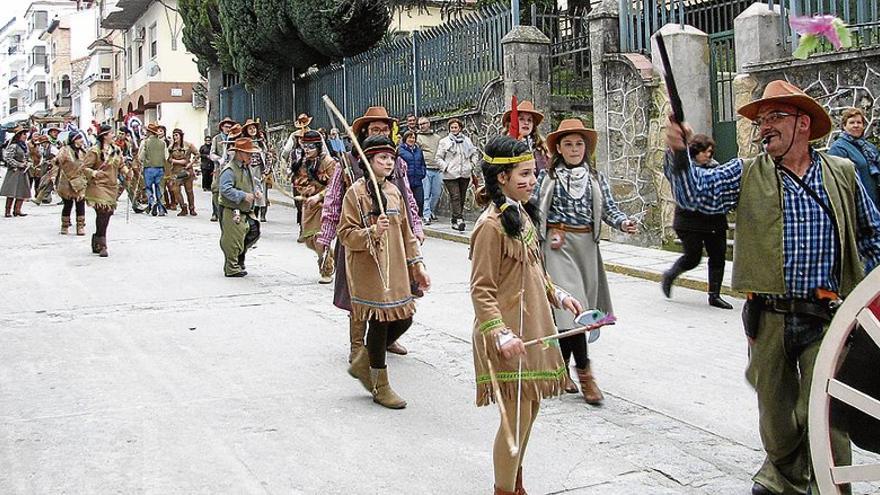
114, 53, 121, 79
137, 44, 143, 69
127, 47, 132, 76
30, 46, 47, 68
149, 23, 157, 59
9, 98, 18, 113
34, 81, 46, 99
61, 75, 70, 96
30, 11, 48, 33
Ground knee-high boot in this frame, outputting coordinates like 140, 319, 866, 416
187, 189, 197, 215
349, 318, 366, 364
708, 266, 733, 309
12, 199, 27, 217
75, 216, 86, 236
60, 216, 71, 234
4, 197, 13, 217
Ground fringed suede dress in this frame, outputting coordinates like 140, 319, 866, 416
470, 204, 566, 406
338, 178, 422, 323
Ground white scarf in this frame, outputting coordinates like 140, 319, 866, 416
555, 164, 589, 200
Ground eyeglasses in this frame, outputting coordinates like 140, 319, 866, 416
751, 111, 801, 128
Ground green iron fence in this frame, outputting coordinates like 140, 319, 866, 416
709, 30, 738, 163
293, 4, 511, 127
531, 6, 593, 99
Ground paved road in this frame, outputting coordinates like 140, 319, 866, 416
0, 188, 872, 494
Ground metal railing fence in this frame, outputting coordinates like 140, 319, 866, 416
531, 6, 593, 98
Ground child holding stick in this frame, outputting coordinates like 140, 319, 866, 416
339, 135, 430, 409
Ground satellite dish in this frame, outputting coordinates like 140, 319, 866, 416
146, 62, 161, 77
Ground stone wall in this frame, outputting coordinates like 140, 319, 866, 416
735, 47, 880, 155
602, 54, 666, 247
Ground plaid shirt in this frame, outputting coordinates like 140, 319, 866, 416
317, 157, 423, 247
665, 150, 880, 298
531, 168, 628, 229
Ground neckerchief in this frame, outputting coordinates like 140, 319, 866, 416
555, 163, 589, 200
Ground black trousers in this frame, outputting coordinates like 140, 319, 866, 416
94, 209, 112, 237
671, 228, 727, 293
366, 317, 413, 369
62, 198, 86, 217
201, 166, 214, 191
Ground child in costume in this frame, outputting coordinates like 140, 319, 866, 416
339, 135, 430, 409
470, 135, 583, 495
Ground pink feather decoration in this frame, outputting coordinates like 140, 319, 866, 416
790, 15, 843, 49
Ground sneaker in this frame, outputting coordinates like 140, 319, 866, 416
318, 275, 333, 284
456, 219, 466, 231
210, 214, 218, 222
151, 205, 158, 217
430, 213, 437, 221
423, 217, 432, 225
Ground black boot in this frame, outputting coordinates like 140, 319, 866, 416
661, 266, 682, 298
708, 265, 733, 309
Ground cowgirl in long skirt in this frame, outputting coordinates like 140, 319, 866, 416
471, 135, 583, 494
531, 119, 638, 405
339, 135, 430, 409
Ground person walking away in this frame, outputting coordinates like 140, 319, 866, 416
56, 131, 89, 235
341, 135, 430, 409
218, 137, 262, 277
828, 107, 880, 209
293, 130, 337, 283
502, 100, 550, 174
82, 125, 129, 257
665, 80, 880, 495
199, 135, 214, 191
471, 135, 583, 494
661, 134, 733, 309
436, 118, 478, 231
328, 128, 347, 158
532, 118, 638, 404
139, 123, 169, 217
2, 127, 33, 217
169, 129, 199, 216
399, 131, 426, 218
416, 117, 443, 225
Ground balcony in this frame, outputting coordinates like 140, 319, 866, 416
88, 79, 113, 102
8, 75, 18, 85
54, 96, 71, 109
9, 105, 19, 114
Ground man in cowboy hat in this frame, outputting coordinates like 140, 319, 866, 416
138, 122, 169, 216
317, 105, 425, 361
209, 117, 237, 221
218, 137, 262, 277
666, 79, 880, 495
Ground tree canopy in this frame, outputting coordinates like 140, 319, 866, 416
180, 0, 393, 88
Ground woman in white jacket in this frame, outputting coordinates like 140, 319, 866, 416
435, 118, 478, 231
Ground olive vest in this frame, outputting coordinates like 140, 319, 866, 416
141, 136, 167, 169
732, 151, 865, 297
217, 159, 255, 212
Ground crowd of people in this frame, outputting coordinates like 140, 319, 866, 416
3, 79, 880, 494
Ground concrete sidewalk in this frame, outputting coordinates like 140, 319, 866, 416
269, 188, 737, 297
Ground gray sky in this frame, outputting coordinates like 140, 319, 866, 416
1, 1, 30, 30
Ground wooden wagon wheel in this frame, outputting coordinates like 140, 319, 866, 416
809, 268, 880, 493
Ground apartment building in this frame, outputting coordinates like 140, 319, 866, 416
21, 1, 78, 118
39, 17, 73, 118
102, 0, 206, 138
1, 18, 28, 127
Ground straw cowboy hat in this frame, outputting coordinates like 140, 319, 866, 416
218, 116, 236, 131
351, 106, 396, 137
242, 118, 261, 133
738, 79, 832, 141
230, 137, 261, 154
501, 100, 545, 127
294, 113, 313, 130
546, 118, 598, 156
145, 122, 161, 135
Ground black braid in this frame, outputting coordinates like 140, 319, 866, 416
479, 135, 539, 238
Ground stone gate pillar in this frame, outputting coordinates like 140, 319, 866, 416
651, 24, 712, 137
502, 25, 551, 135
587, 0, 620, 169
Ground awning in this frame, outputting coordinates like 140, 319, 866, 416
101, 0, 153, 30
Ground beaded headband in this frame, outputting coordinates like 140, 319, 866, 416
363, 144, 396, 156
482, 153, 534, 165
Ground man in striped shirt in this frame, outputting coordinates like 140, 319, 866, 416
665, 80, 880, 495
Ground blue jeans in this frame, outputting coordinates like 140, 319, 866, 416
422, 169, 443, 220
144, 167, 166, 212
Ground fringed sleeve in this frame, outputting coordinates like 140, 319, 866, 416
469, 219, 507, 337
337, 182, 379, 252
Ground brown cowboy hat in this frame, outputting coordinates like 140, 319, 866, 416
230, 137, 261, 154
10, 126, 28, 140
242, 118, 261, 134
145, 122, 161, 135
218, 116, 236, 131
501, 100, 545, 127
227, 124, 243, 140
295, 113, 313, 129
738, 80, 832, 141
33, 134, 49, 144
351, 106, 396, 137
546, 119, 598, 156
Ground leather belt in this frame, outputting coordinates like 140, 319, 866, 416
757, 296, 833, 321
547, 222, 593, 234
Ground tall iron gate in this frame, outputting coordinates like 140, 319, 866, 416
709, 30, 737, 163
531, 6, 592, 102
